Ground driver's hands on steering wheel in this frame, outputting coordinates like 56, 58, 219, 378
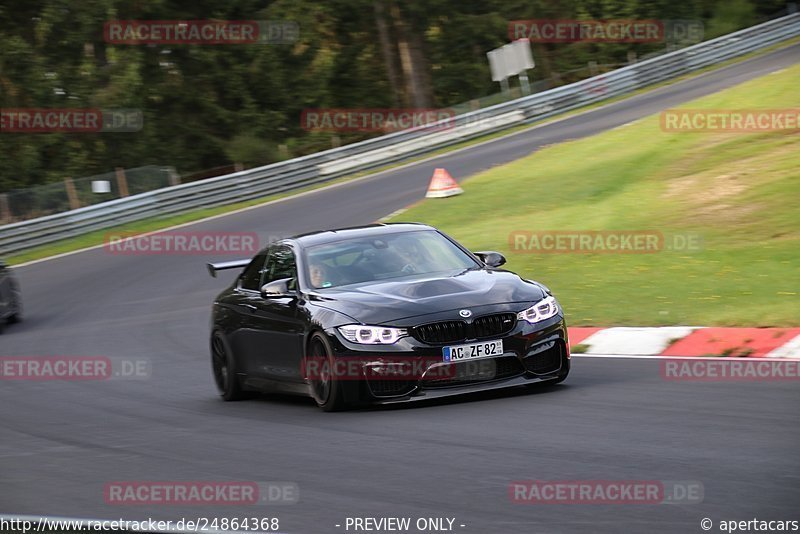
401, 264, 417, 274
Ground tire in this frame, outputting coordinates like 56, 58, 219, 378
7, 292, 21, 324
211, 330, 246, 401
307, 332, 348, 412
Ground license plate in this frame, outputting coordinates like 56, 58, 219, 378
443, 340, 503, 362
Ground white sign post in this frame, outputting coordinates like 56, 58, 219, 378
487, 48, 510, 94
487, 39, 535, 95
512, 39, 535, 94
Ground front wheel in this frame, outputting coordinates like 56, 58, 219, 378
211, 331, 246, 401
307, 333, 348, 412
8, 292, 21, 324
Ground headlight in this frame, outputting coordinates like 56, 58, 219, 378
517, 296, 560, 324
338, 325, 408, 345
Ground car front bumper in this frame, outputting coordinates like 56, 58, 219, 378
324, 315, 569, 403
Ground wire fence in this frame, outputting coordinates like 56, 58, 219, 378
0, 166, 177, 224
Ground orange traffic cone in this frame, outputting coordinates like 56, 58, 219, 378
425, 168, 463, 199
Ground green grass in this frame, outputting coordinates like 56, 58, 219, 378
391, 64, 800, 326
8, 39, 798, 266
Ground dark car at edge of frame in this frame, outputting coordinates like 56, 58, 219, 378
0, 259, 23, 334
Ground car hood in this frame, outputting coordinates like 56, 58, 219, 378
309, 268, 547, 324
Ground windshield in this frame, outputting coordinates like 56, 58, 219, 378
303, 230, 479, 289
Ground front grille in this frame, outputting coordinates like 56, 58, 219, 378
473, 313, 516, 339
412, 313, 516, 344
495, 356, 524, 377
423, 356, 524, 388
524, 341, 563, 374
367, 379, 416, 398
413, 320, 467, 344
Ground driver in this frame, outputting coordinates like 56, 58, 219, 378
395, 238, 426, 274
309, 262, 333, 288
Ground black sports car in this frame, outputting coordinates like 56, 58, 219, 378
208, 223, 569, 411
0, 260, 22, 334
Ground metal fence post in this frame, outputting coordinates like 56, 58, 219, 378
64, 178, 81, 210
115, 167, 129, 197
0, 194, 10, 224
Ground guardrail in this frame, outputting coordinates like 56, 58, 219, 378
2, 13, 798, 256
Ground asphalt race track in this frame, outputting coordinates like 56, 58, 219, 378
2, 44, 799, 533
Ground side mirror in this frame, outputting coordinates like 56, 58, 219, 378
474, 251, 506, 268
260, 278, 295, 299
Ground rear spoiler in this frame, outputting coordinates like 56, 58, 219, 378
207, 259, 250, 278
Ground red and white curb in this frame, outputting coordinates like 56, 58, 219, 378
568, 327, 800, 358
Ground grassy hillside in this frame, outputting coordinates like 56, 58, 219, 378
392, 65, 800, 326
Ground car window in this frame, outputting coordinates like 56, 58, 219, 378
304, 230, 478, 289
263, 246, 297, 289
239, 254, 267, 291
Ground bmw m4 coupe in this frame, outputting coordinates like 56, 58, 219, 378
208, 223, 569, 411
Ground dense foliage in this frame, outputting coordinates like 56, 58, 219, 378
0, 0, 785, 192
